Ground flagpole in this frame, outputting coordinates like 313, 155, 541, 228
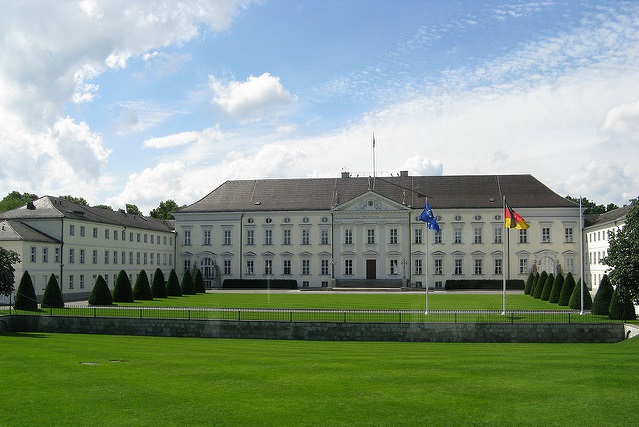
580, 197, 584, 315
502, 195, 507, 315
425, 224, 429, 315
372, 132, 376, 180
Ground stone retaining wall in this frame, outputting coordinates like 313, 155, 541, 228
3, 315, 626, 343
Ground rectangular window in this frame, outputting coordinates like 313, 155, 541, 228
344, 259, 353, 275
203, 230, 211, 245
130, 232, 133, 242
264, 259, 273, 275
122, 251, 126, 265
519, 229, 528, 243
246, 229, 255, 245
434, 229, 442, 244
474, 227, 482, 244
114, 230, 118, 240
224, 230, 232, 245
344, 229, 353, 245
184, 259, 191, 274
144, 234, 148, 243
122, 230, 126, 240
224, 259, 231, 275
30, 247, 36, 263
320, 259, 330, 275
129, 252, 133, 265
264, 229, 273, 245
564, 227, 574, 243
183, 230, 191, 245
454, 227, 462, 244
69, 248, 75, 264
80, 275, 84, 289
283, 259, 291, 275
80, 226, 85, 237
104, 250, 109, 264
302, 259, 310, 275
69, 224, 75, 236
151, 235, 154, 244
414, 259, 423, 275
55, 248, 60, 263
114, 250, 118, 265
454, 259, 463, 275
390, 259, 398, 275
42, 247, 48, 263
283, 229, 291, 245
302, 229, 310, 245
321, 229, 329, 245
542, 227, 551, 243
414, 228, 423, 244
93, 227, 98, 238
69, 275, 74, 290
105, 229, 109, 239
474, 259, 483, 275
494, 227, 502, 244
389, 228, 398, 244
136, 252, 141, 265
434, 259, 443, 275
80, 249, 85, 264
519, 258, 528, 274
246, 259, 254, 275
367, 229, 375, 244
565, 257, 575, 273
92, 250, 98, 264
494, 258, 502, 275
137, 233, 141, 242
143, 252, 147, 265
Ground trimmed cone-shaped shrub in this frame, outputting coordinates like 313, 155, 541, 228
181, 269, 196, 295
569, 279, 592, 310
558, 272, 576, 306
549, 272, 564, 304
166, 269, 182, 297
88, 275, 113, 306
540, 273, 554, 301
41, 274, 64, 308
152, 268, 167, 298
533, 271, 547, 299
524, 272, 534, 295
133, 270, 153, 300
193, 269, 205, 293
14, 271, 38, 311
529, 272, 540, 297
592, 274, 614, 315
609, 287, 636, 320
112, 270, 134, 303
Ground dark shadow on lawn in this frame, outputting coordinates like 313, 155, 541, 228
0, 331, 49, 338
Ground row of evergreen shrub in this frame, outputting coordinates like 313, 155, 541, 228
444, 279, 524, 291
222, 279, 298, 289
590, 274, 636, 320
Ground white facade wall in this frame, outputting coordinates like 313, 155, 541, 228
584, 222, 622, 294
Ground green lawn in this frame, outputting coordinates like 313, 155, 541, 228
1, 332, 638, 427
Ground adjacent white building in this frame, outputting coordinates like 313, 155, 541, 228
0, 196, 176, 300
174, 172, 583, 289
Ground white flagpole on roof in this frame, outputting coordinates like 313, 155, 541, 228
502, 195, 507, 315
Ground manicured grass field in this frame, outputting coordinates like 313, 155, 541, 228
1, 332, 638, 427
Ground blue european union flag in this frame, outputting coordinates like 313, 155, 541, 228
419, 201, 440, 231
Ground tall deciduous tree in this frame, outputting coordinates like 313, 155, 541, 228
149, 199, 184, 220
0, 191, 38, 213
59, 195, 89, 206
602, 199, 639, 305
126, 204, 142, 216
0, 247, 21, 296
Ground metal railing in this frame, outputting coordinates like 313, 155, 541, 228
0, 305, 626, 324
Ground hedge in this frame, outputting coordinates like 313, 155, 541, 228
608, 287, 636, 320
540, 273, 554, 301
523, 273, 535, 295
181, 269, 196, 295
569, 279, 592, 310
41, 274, 64, 309
591, 274, 613, 315
533, 271, 548, 299
166, 269, 182, 296
112, 270, 134, 303
444, 279, 524, 291
193, 269, 205, 293
14, 271, 38, 311
223, 279, 299, 290
152, 268, 167, 298
558, 272, 576, 306
548, 272, 564, 304
88, 275, 113, 306
133, 270, 153, 300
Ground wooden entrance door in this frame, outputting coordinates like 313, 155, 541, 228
366, 259, 376, 279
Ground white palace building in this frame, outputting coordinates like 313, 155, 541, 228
173, 172, 582, 290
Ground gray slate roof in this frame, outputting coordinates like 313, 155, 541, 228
588, 204, 633, 227
0, 196, 175, 232
181, 174, 577, 213
0, 220, 60, 243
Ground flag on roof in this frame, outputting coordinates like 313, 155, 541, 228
504, 204, 529, 229
419, 200, 440, 231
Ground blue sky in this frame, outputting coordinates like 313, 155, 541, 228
1, 0, 638, 213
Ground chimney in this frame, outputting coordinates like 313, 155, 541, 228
399, 171, 409, 177
341, 171, 350, 178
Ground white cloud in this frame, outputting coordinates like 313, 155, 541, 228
144, 131, 200, 149
209, 72, 297, 122
601, 99, 639, 145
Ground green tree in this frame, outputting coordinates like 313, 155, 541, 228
88, 275, 112, 305
149, 199, 184, 220
533, 271, 547, 299
565, 196, 618, 214
112, 270, 134, 303
602, 199, 639, 304
133, 270, 153, 300
13, 271, 38, 311
548, 272, 564, 304
592, 274, 614, 316
193, 268, 205, 293
41, 274, 64, 308
152, 268, 167, 298
59, 195, 89, 206
0, 191, 38, 213
608, 286, 636, 320
569, 279, 592, 310
558, 272, 576, 306
540, 273, 554, 301
93, 204, 113, 210
126, 204, 142, 215
0, 247, 21, 296
181, 269, 196, 295
166, 269, 182, 297
523, 272, 534, 295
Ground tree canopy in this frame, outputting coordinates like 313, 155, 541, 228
603, 199, 639, 304
126, 204, 142, 215
59, 195, 89, 206
150, 199, 184, 220
0, 191, 38, 213
565, 196, 618, 214
0, 247, 21, 296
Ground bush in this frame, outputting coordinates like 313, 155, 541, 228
528, 272, 540, 297
524, 273, 534, 295
592, 274, 614, 315
166, 269, 182, 296
112, 270, 134, 303
533, 271, 547, 299
152, 268, 167, 298
181, 269, 196, 295
569, 279, 592, 310
444, 279, 524, 291
41, 274, 64, 308
540, 273, 554, 301
14, 271, 38, 311
548, 272, 564, 304
608, 287, 636, 320
88, 275, 112, 306
223, 279, 299, 290
133, 270, 153, 300
558, 272, 576, 306
193, 269, 205, 293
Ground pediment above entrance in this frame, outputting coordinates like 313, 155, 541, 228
332, 191, 410, 213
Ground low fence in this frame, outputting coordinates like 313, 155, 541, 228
0, 305, 625, 324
